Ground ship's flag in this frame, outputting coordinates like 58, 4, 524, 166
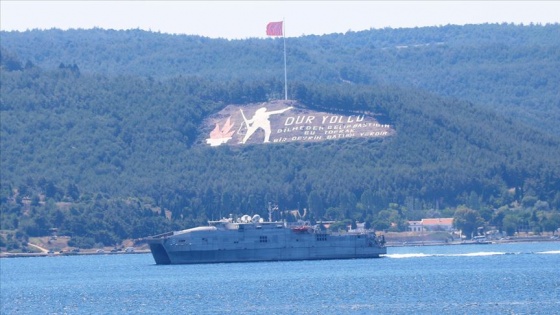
266, 21, 283, 36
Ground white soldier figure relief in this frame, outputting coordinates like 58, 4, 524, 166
239, 106, 293, 144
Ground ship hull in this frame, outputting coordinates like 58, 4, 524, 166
149, 242, 385, 265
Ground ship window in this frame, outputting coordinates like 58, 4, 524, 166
259, 236, 268, 243
316, 234, 327, 241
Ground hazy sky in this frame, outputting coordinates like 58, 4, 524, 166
1, 1, 558, 39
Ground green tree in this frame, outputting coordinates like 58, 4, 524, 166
67, 183, 80, 201
373, 209, 403, 232
502, 213, 519, 237
542, 212, 560, 235
307, 191, 324, 219
453, 207, 484, 239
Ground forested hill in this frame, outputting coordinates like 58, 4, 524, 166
1, 24, 560, 249
2, 24, 559, 136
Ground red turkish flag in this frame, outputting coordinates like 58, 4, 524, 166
266, 21, 283, 36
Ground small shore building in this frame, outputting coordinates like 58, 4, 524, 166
408, 218, 454, 232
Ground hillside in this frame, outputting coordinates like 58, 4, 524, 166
1, 24, 560, 250
2, 24, 559, 136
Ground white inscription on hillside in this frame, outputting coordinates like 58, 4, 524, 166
203, 101, 393, 146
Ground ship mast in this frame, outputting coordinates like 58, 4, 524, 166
267, 202, 280, 222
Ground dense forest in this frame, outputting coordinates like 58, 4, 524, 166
2, 24, 559, 136
1, 24, 560, 251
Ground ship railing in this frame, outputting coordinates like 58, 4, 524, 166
149, 231, 174, 239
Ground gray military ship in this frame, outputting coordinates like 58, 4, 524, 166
146, 211, 386, 265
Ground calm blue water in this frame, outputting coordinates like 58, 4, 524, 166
2, 242, 559, 314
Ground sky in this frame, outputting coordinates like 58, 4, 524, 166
1, 1, 558, 39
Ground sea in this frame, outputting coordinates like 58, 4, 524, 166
1, 242, 559, 315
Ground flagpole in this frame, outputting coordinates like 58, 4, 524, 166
283, 18, 288, 100
267, 20, 288, 100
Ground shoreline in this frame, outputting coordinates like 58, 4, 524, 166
2, 238, 558, 259
0, 249, 152, 259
